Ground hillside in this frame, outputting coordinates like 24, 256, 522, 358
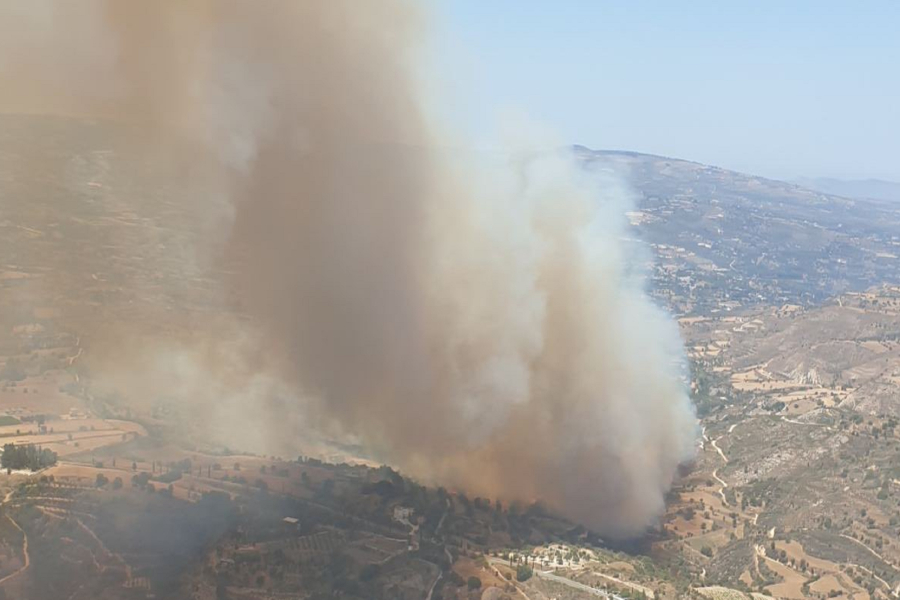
577, 147, 900, 315
793, 177, 900, 204
5, 115, 900, 600
5, 115, 899, 324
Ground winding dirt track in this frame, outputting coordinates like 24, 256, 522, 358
0, 507, 29, 585
708, 434, 730, 506
710, 437, 728, 464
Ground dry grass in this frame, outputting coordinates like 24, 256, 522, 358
696, 585, 750, 600
761, 556, 807, 599
0, 377, 83, 415
457, 556, 507, 589
45, 463, 134, 485
809, 574, 844, 595
777, 541, 842, 574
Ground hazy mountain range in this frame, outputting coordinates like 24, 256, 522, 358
793, 176, 900, 203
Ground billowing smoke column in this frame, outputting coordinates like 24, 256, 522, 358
0, 1, 696, 536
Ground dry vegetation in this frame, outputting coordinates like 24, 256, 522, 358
6, 115, 900, 599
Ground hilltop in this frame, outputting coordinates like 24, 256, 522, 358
576, 146, 900, 316
793, 177, 900, 204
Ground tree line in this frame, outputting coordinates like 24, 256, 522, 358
1, 442, 58, 472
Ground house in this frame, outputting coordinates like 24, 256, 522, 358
393, 506, 413, 521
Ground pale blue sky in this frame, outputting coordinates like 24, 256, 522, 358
429, 2, 900, 181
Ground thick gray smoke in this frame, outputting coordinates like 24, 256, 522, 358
0, 1, 696, 536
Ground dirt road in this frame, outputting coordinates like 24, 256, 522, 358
710, 437, 728, 464
0, 494, 29, 586
538, 570, 626, 600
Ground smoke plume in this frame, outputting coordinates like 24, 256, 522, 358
0, 1, 696, 536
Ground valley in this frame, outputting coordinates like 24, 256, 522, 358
2, 117, 900, 599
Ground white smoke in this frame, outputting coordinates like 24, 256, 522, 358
0, 0, 696, 537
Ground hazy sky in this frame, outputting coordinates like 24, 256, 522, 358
430, 1, 900, 181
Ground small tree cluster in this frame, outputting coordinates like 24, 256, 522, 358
1, 443, 58, 472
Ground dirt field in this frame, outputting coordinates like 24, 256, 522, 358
44, 463, 138, 486
456, 556, 508, 589
762, 555, 807, 599
777, 540, 844, 575
0, 417, 144, 459
0, 375, 85, 416
809, 574, 844, 595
